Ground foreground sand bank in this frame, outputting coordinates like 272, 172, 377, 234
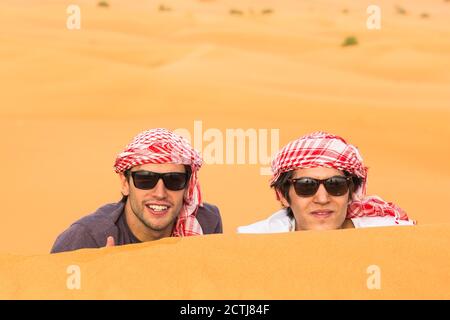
1, 224, 449, 299
0, 0, 449, 258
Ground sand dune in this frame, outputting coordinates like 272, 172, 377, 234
0, 0, 449, 300
1, 224, 449, 299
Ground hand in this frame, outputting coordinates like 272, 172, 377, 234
105, 236, 115, 247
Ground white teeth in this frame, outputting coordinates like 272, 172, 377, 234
147, 205, 168, 211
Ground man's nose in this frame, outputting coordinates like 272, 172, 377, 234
151, 178, 168, 199
313, 184, 330, 204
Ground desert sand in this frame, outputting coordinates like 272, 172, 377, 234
1, 224, 450, 299
0, 0, 449, 298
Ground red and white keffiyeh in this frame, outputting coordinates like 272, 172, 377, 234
271, 131, 412, 223
114, 128, 204, 236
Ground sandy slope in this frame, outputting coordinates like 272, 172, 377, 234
0, 0, 449, 263
1, 224, 449, 299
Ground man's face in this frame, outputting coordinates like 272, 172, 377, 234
279, 167, 350, 231
119, 163, 188, 240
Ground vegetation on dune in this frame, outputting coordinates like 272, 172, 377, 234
229, 9, 244, 15
98, 1, 109, 8
230, 8, 274, 16
395, 6, 407, 15
158, 4, 172, 12
342, 36, 358, 47
261, 9, 274, 15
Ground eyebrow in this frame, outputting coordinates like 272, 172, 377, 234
131, 170, 186, 174
292, 175, 345, 179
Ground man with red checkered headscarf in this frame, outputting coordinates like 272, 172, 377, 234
51, 128, 222, 253
238, 131, 415, 233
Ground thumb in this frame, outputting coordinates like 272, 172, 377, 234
105, 236, 115, 247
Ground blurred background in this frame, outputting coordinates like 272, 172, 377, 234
1, 0, 449, 254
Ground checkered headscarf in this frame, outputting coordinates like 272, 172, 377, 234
271, 131, 411, 222
114, 128, 203, 236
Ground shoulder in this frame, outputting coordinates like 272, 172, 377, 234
197, 202, 221, 218
50, 223, 97, 253
237, 209, 292, 234
196, 202, 223, 234
51, 202, 124, 253
75, 202, 123, 227
351, 216, 415, 228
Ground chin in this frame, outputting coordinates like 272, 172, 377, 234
311, 223, 339, 231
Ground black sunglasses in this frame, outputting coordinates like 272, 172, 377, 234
126, 170, 190, 191
288, 176, 352, 197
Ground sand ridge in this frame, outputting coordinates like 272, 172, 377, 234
0, 0, 449, 264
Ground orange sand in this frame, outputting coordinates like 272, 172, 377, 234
0, 0, 449, 298
1, 224, 450, 299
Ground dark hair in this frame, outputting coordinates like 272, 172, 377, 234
271, 170, 363, 219
270, 170, 295, 218
119, 165, 192, 203
345, 171, 363, 198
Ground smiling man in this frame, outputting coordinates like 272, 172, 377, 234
238, 131, 415, 233
51, 128, 222, 253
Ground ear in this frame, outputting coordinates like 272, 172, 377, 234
119, 173, 130, 196
276, 189, 290, 208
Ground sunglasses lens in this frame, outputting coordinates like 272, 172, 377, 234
132, 172, 159, 190
324, 176, 349, 196
133, 172, 159, 190
291, 176, 350, 197
131, 172, 188, 191
162, 173, 188, 191
293, 178, 319, 196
